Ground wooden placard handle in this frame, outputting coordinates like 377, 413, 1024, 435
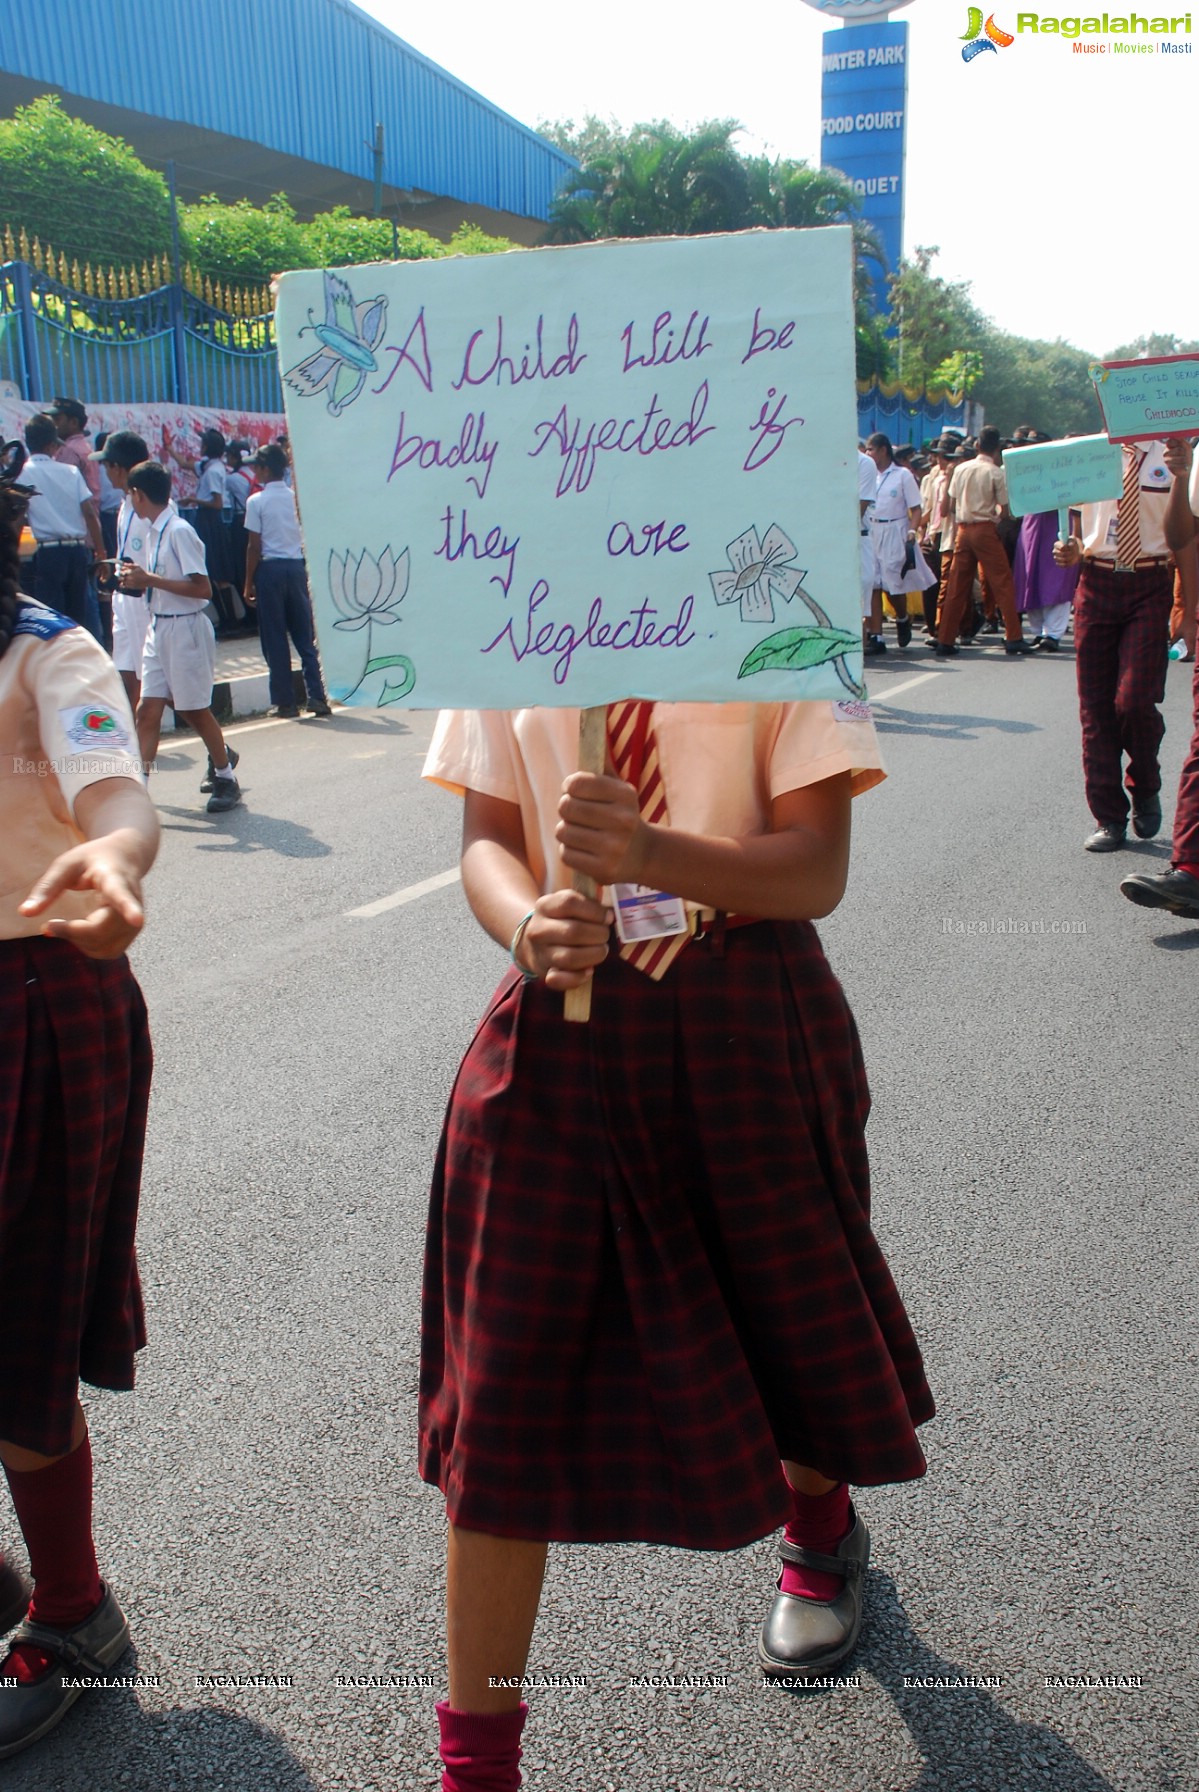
563, 705, 608, 1024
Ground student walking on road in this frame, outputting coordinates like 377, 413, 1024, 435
419, 699, 934, 1791
1120, 434, 1199, 919
243, 445, 331, 719
0, 472, 159, 1761
118, 463, 243, 814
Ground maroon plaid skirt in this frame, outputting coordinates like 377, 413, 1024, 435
419, 921, 933, 1548
0, 937, 152, 1456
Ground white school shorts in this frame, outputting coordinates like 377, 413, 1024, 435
141, 609, 216, 711
111, 590, 152, 676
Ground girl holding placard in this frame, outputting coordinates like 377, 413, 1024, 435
419, 699, 934, 1789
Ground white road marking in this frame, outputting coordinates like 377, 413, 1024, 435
347, 866, 462, 919
870, 670, 944, 705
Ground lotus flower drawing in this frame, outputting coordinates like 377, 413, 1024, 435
328, 545, 416, 705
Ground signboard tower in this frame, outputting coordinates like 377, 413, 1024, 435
803, 0, 915, 319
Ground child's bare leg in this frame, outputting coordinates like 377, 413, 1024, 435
446, 1524, 547, 1712
136, 697, 166, 772
0, 1400, 87, 1473
782, 1461, 838, 1495
178, 708, 231, 770
120, 670, 140, 711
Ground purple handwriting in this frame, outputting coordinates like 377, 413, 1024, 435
452, 314, 585, 391
373, 307, 434, 394
741, 307, 795, 364
483, 583, 696, 686
435, 506, 520, 598
745, 388, 804, 472
527, 383, 714, 498
607, 519, 690, 558
389, 410, 498, 500
620, 310, 711, 372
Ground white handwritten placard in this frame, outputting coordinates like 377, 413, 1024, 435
1003, 434, 1123, 518
1090, 353, 1199, 445
275, 228, 862, 710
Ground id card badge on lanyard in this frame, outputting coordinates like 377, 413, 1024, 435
611, 885, 689, 944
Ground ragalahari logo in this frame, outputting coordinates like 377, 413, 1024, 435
961, 7, 1015, 56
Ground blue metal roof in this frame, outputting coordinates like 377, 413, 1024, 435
2, 0, 573, 222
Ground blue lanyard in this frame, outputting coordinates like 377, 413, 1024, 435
149, 517, 174, 576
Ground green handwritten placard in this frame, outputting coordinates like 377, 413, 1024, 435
275, 229, 863, 710
1003, 434, 1123, 518
1090, 354, 1199, 444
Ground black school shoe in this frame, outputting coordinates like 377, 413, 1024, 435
1120, 867, 1199, 920
0, 1584, 129, 1759
1131, 794, 1162, 840
759, 1506, 871, 1679
0, 1560, 30, 1634
200, 747, 240, 793
206, 774, 243, 814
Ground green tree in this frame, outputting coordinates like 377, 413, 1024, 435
546, 120, 757, 242
181, 193, 310, 284
303, 206, 447, 266
887, 246, 985, 388
0, 93, 171, 267
1102, 331, 1199, 359
446, 222, 518, 257
972, 332, 1101, 438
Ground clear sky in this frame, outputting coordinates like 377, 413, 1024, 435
361, 0, 1190, 357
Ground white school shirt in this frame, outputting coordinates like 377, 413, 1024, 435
244, 482, 304, 559
22, 454, 92, 542
0, 602, 144, 938
858, 452, 878, 528
425, 704, 885, 902
139, 511, 210, 615
117, 494, 178, 566
195, 458, 226, 505
1079, 441, 1172, 560
872, 464, 921, 524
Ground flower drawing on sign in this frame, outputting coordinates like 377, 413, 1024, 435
329, 546, 416, 706
712, 524, 864, 697
285, 271, 388, 416
710, 524, 807, 624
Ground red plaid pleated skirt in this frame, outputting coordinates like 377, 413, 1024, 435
419, 921, 934, 1549
0, 937, 152, 1456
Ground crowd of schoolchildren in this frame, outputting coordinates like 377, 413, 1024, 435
2, 398, 332, 816
2, 392, 1198, 1788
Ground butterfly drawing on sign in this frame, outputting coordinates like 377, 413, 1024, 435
284, 271, 388, 416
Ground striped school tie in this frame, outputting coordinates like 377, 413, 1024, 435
1114, 447, 1144, 569
606, 699, 690, 981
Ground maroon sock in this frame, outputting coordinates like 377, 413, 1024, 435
1178, 862, 1199, 881
1, 1434, 103, 1683
780, 1480, 851, 1603
436, 1700, 527, 1792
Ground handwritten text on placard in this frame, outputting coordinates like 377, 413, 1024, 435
276, 230, 862, 710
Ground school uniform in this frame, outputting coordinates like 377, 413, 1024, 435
110, 496, 176, 678
419, 703, 933, 1548
135, 510, 215, 712
938, 458, 1022, 645
0, 602, 151, 1457
858, 452, 878, 618
1170, 457, 1199, 872
243, 482, 327, 708
21, 455, 94, 628
1074, 442, 1173, 827
870, 464, 937, 598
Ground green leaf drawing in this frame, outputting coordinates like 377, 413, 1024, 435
738, 626, 860, 680
362, 654, 416, 705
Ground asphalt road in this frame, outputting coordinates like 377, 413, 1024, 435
3, 635, 1196, 1792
